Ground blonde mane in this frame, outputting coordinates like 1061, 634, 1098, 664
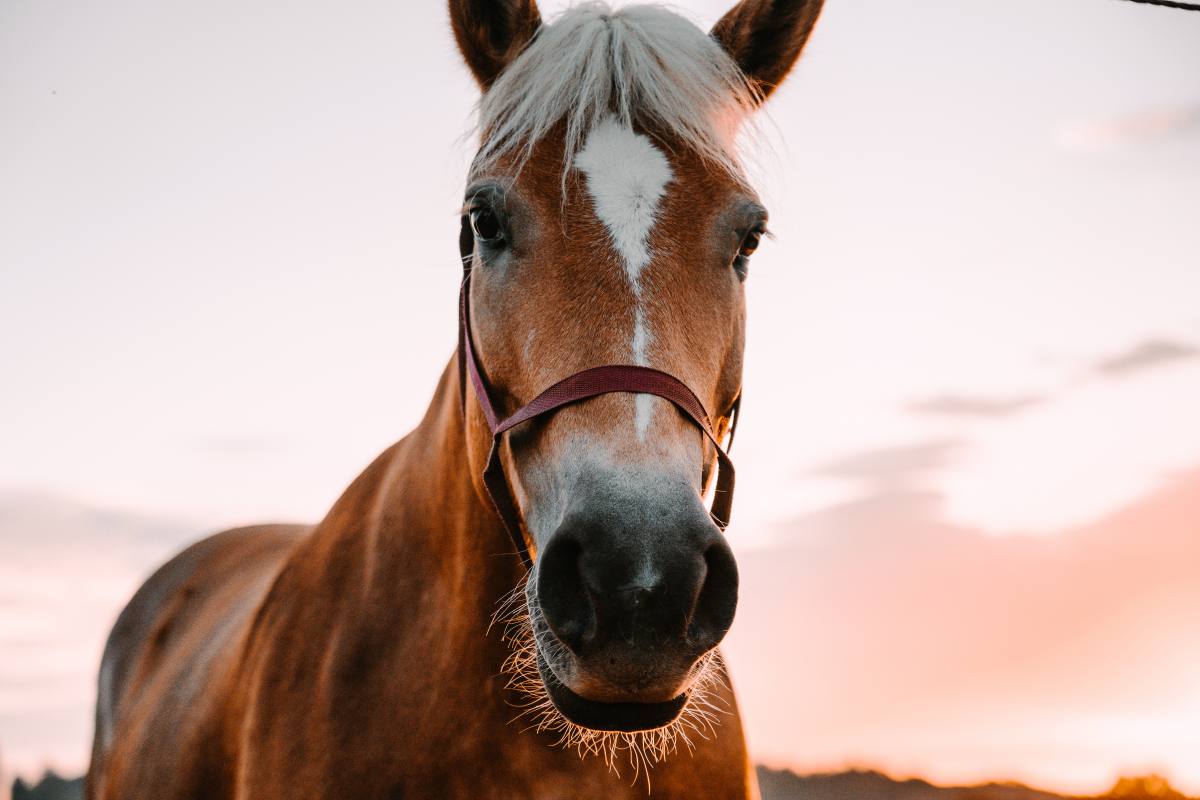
473, 2, 759, 176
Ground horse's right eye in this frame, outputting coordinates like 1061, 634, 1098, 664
470, 207, 504, 245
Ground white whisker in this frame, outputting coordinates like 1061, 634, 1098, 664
493, 574, 729, 791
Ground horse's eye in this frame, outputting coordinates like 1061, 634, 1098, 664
470, 207, 504, 245
739, 228, 762, 259
733, 226, 765, 279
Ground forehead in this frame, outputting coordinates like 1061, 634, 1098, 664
470, 121, 760, 230
573, 118, 675, 281
465, 121, 755, 418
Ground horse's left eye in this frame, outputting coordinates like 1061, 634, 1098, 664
471, 207, 504, 245
733, 226, 765, 279
739, 229, 762, 259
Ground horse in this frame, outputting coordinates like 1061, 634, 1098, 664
86, 1, 823, 797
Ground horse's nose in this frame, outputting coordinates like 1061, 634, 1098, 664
535, 506, 738, 657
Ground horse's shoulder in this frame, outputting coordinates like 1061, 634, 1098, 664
92, 525, 309, 774
103, 525, 308, 670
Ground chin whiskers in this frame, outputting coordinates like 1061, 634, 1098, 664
492, 572, 729, 792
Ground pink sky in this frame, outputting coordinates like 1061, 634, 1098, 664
3, 452, 1198, 792
727, 458, 1200, 794
2, 0, 1199, 793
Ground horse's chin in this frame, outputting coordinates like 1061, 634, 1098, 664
535, 651, 688, 733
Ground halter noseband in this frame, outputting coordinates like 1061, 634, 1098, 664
457, 225, 740, 570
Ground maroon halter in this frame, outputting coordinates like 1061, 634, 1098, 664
457, 234, 739, 570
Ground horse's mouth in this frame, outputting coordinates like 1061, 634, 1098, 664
535, 651, 688, 733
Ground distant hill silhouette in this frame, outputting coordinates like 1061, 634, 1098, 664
757, 768, 1065, 800
756, 768, 1197, 800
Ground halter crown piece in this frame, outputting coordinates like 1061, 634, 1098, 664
456, 224, 740, 569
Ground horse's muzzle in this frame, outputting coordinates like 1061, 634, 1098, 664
531, 496, 738, 731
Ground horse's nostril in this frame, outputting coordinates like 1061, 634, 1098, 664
536, 507, 738, 659
687, 540, 739, 650
535, 533, 592, 653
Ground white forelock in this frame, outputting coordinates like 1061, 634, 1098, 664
473, 2, 757, 178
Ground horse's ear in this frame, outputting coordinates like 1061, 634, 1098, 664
710, 0, 824, 101
449, 0, 542, 90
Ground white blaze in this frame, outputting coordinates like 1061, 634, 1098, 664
575, 117, 673, 439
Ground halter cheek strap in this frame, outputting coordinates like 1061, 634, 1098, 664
457, 225, 740, 570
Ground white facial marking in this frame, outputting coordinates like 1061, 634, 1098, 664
575, 117, 673, 440
632, 306, 655, 437
575, 117, 673, 284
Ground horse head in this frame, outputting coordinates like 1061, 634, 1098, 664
449, 0, 822, 749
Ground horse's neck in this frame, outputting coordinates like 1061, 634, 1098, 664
310, 355, 521, 646
225, 358, 538, 778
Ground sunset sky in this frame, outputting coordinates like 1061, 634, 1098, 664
2, 0, 1199, 793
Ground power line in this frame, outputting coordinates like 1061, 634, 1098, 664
1117, 0, 1200, 10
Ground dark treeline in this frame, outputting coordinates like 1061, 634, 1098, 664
10, 768, 1195, 799
11, 771, 82, 800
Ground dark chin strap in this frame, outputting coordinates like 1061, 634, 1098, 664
456, 220, 740, 570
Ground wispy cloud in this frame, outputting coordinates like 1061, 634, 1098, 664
0, 489, 205, 779
1094, 338, 1199, 378
1056, 104, 1200, 152
906, 393, 1046, 419
899, 338, 1197, 426
811, 439, 964, 488
0, 489, 200, 551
